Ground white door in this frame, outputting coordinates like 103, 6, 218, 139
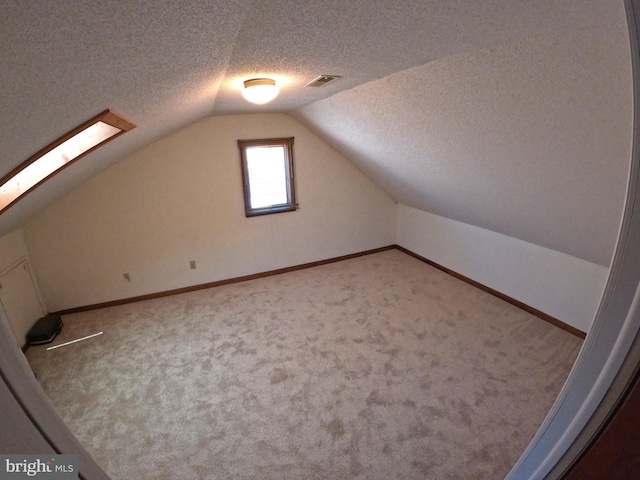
0, 260, 46, 347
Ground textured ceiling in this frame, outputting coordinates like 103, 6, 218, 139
0, 0, 632, 265
294, 16, 633, 266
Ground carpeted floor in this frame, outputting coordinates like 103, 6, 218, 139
26, 249, 582, 479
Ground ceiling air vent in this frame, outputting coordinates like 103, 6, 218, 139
305, 75, 342, 87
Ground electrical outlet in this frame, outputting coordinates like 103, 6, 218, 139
123, 273, 131, 282
189, 260, 196, 270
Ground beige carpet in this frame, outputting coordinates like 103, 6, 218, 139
26, 249, 582, 479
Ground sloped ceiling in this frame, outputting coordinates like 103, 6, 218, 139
0, 0, 631, 266
294, 18, 632, 266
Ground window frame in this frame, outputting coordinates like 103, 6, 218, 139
237, 137, 297, 217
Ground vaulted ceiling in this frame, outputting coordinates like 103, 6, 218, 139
0, 0, 631, 266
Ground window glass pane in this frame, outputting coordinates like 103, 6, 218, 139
0, 122, 121, 211
238, 137, 296, 217
246, 145, 288, 208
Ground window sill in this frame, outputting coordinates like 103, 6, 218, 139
245, 204, 299, 217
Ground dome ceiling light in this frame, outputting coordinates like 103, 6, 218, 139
242, 78, 279, 104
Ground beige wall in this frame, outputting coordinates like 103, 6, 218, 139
396, 205, 609, 332
0, 228, 30, 273
23, 114, 397, 312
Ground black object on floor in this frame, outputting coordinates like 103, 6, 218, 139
27, 315, 63, 345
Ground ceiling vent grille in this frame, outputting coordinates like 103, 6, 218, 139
305, 75, 342, 87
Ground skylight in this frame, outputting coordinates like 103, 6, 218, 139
0, 110, 135, 213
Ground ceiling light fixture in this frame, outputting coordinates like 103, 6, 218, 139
242, 78, 279, 104
0, 109, 135, 214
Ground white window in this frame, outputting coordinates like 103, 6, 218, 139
238, 137, 297, 217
